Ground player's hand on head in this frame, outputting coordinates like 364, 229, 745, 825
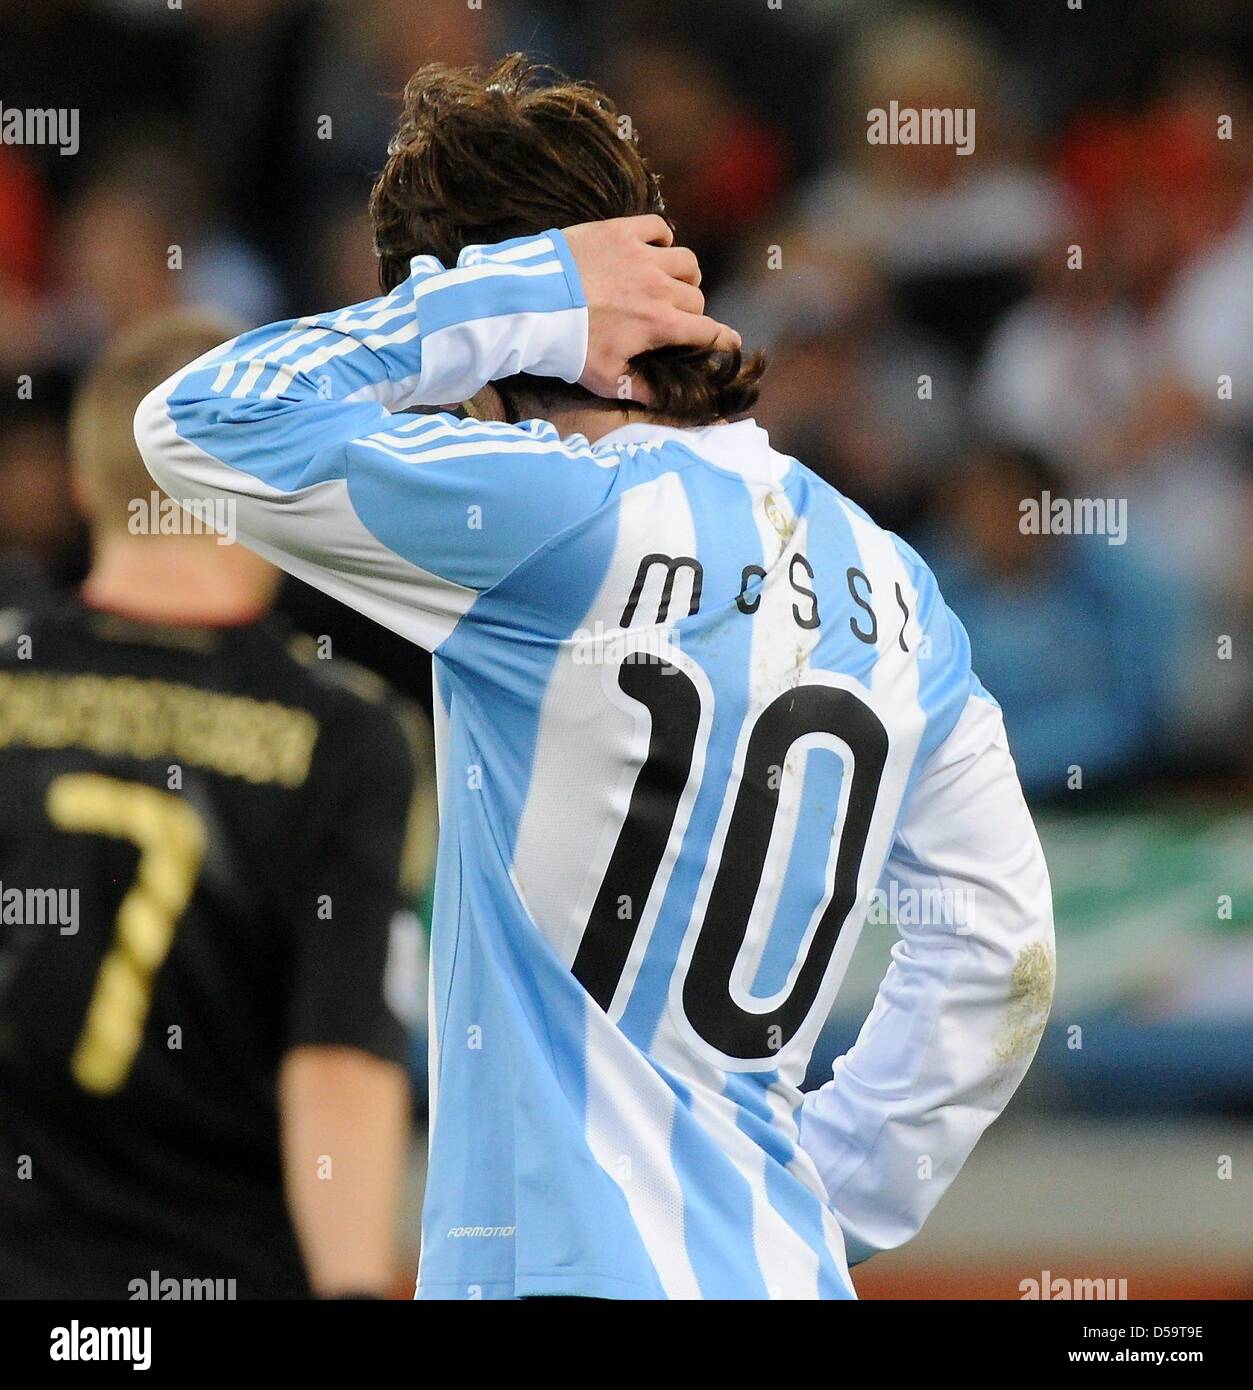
562, 215, 742, 406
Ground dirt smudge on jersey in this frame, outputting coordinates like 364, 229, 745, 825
994, 941, 1055, 1064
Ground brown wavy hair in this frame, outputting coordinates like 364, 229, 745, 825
369, 53, 764, 424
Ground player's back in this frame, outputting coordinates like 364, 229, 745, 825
135, 221, 1048, 1304
420, 419, 975, 1299
0, 598, 418, 1298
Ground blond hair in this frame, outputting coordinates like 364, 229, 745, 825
71, 309, 241, 531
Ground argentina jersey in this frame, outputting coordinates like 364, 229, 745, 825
137, 228, 1053, 1300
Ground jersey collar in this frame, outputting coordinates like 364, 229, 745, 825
593, 418, 785, 483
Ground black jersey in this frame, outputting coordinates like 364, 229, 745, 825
0, 598, 427, 1299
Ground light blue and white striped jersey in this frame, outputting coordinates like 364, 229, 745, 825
137, 230, 1054, 1300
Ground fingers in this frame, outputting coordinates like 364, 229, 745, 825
567, 215, 744, 402
668, 280, 706, 317
660, 312, 743, 353
655, 245, 701, 287
625, 213, 674, 248
698, 318, 743, 353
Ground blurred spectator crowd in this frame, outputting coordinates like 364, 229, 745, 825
1, 0, 1250, 799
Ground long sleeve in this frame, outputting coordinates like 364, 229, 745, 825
134, 230, 618, 652
798, 691, 1055, 1265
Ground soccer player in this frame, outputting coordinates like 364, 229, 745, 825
136, 56, 1055, 1300
0, 311, 432, 1299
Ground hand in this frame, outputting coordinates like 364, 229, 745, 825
562, 215, 742, 404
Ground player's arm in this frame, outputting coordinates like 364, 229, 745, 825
799, 690, 1055, 1265
277, 697, 428, 1298
280, 1047, 410, 1299
134, 218, 734, 647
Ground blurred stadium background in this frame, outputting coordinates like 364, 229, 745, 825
1, 0, 1250, 1298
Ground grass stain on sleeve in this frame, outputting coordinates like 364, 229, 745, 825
994, 941, 1056, 1065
